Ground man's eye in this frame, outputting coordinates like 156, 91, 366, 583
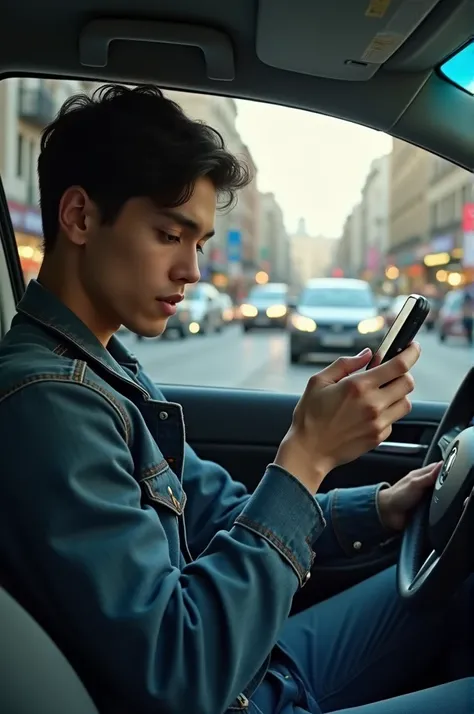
158, 230, 180, 244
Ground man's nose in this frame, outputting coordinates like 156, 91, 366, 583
171, 250, 201, 285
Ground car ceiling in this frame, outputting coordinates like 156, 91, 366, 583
0, 0, 473, 169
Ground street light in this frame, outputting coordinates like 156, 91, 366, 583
255, 271, 269, 285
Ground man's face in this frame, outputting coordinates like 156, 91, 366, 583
63, 177, 216, 338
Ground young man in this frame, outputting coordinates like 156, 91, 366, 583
0, 85, 471, 714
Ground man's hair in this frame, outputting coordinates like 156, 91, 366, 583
38, 84, 251, 253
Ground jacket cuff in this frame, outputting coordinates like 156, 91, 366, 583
234, 464, 326, 587
330, 482, 395, 557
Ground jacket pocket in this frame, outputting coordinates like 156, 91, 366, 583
139, 461, 187, 516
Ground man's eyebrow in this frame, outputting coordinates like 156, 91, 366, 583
160, 208, 215, 238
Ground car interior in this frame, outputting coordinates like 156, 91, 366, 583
1, 0, 474, 712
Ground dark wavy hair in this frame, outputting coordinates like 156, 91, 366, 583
38, 84, 251, 252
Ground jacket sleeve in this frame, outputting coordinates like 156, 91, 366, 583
1, 379, 324, 714
182, 442, 394, 561
147, 380, 395, 561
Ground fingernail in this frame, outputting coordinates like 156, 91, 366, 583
356, 348, 371, 357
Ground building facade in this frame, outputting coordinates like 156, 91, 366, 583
258, 192, 290, 284
360, 154, 390, 284
290, 218, 336, 289
426, 156, 474, 289
0, 78, 96, 280
387, 139, 431, 292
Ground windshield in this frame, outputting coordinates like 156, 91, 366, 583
248, 288, 287, 302
299, 288, 374, 308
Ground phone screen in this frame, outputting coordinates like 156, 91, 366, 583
371, 296, 417, 366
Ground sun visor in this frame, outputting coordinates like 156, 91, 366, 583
256, 0, 442, 81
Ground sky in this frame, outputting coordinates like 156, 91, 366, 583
235, 99, 392, 239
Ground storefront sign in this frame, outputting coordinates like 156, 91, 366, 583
463, 203, 474, 233
430, 234, 454, 253
8, 201, 43, 237
462, 204, 474, 267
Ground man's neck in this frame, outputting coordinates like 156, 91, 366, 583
38, 259, 117, 347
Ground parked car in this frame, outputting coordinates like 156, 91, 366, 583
240, 283, 289, 332
184, 282, 223, 335
438, 289, 469, 342
288, 278, 385, 364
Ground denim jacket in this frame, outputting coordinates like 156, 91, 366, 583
0, 281, 392, 714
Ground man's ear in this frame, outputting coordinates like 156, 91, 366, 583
58, 186, 97, 247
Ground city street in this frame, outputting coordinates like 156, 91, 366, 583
119, 326, 472, 404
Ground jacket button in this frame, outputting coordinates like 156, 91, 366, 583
353, 541, 362, 551
236, 693, 249, 708
159, 411, 169, 420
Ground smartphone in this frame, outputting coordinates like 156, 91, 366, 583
366, 294, 430, 369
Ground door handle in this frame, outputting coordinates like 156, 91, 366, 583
375, 442, 428, 455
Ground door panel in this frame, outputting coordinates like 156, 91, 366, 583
162, 384, 446, 608
162, 385, 445, 493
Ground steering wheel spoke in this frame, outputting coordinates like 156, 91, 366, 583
437, 427, 462, 460
409, 549, 439, 591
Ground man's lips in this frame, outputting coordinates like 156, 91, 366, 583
156, 294, 183, 317
156, 294, 184, 306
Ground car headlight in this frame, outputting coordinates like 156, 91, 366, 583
358, 316, 385, 334
291, 314, 317, 332
241, 303, 258, 317
266, 304, 287, 318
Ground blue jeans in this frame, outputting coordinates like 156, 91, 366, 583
251, 566, 474, 713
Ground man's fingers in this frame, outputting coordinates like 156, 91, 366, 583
314, 348, 372, 386
412, 462, 442, 479
368, 342, 420, 388
377, 397, 413, 432
378, 371, 415, 408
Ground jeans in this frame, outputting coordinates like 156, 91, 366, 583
251, 566, 474, 713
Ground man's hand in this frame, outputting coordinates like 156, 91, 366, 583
377, 462, 442, 532
275, 343, 421, 494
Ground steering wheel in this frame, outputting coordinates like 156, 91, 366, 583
397, 368, 474, 605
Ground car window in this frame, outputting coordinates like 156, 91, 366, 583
248, 287, 287, 302
2, 76, 473, 403
299, 288, 374, 308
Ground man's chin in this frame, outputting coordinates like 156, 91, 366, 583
126, 319, 167, 339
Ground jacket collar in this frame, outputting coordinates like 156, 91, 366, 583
15, 280, 143, 385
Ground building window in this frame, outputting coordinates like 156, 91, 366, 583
16, 133, 24, 178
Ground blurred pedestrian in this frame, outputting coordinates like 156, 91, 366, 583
462, 290, 474, 345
